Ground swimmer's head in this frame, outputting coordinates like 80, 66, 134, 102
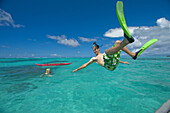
46, 68, 50, 73
92, 42, 100, 55
92, 42, 99, 49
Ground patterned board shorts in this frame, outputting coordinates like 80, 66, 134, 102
103, 45, 121, 71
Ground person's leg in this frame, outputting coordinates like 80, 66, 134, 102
114, 40, 135, 58
105, 32, 135, 55
105, 38, 129, 55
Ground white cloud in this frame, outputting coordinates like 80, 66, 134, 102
47, 35, 80, 47
104, 27, 138, 38
50, 54, 61, 57
104, 18, 170, 56
78, 37, 97, 42
101, 38, 109, 40
156, 18, 170, 28
129, 26, 170, 56
0, 9, 24, 28
128, 37, 142, 49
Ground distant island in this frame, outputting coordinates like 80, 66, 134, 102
167, 55, 170, 57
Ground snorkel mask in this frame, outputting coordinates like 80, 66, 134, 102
92, 44, 96, 48
92, 42, 99, 49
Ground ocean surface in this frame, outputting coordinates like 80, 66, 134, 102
0, 57, 170, 113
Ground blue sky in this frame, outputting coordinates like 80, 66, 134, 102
0, 0, 170, 58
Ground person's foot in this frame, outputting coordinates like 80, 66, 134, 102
124, 33, 134, 43
133, 49, 143, 60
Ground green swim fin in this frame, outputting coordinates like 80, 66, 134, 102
116, 1, 134, 43
133, 39, 158, 59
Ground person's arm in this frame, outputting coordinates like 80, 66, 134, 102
40, 73, 44, 77
48, 75, 53, 77
72, 57, 96, 72
119, 60, 129, 64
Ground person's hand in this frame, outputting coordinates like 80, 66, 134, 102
124, 62, 129, 64
72, 69, 77, 72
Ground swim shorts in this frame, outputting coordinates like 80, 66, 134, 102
103, 45, 121, 71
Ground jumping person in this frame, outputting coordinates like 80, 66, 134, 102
72, 1, 157, 72
72, 33, 140, 72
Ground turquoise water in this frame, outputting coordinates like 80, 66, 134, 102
0, 57, 170, 113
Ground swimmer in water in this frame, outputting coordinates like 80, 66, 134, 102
40, 68, 52, 77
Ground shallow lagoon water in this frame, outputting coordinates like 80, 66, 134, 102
0, 57, 170, 113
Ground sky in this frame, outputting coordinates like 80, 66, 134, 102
0, 0, 170, 58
